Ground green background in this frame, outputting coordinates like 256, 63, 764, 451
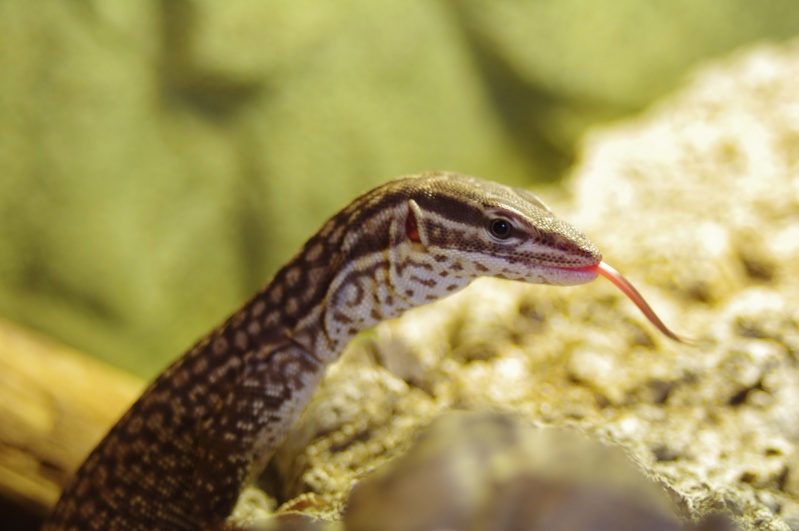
1, 0, 797, 376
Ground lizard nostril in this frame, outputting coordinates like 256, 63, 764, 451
556, 242, 572, 252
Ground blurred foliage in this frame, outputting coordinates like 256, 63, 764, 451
0, 0, 797, 376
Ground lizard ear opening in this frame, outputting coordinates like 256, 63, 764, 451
406, 207, 421, 243
405, 199, 427, 247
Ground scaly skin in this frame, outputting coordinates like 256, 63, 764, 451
44, 172, 604, 530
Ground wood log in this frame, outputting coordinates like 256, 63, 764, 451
0, 318, 144, 527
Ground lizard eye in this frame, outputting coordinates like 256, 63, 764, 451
488, 218, 512, 240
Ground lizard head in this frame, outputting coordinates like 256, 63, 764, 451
397, 172, 688, 343
402, 172, 601, 286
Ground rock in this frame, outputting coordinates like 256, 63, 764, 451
343, 411, 690, 531
254, 40, 799, 531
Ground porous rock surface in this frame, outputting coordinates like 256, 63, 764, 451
238, 41, 799, 531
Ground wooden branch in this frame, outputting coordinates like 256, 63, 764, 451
0, 318, 144, 520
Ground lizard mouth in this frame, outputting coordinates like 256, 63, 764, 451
571, 261, 689, 344
531, 260, 599, 286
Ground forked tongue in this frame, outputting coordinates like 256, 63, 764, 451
587, 261, 689, 344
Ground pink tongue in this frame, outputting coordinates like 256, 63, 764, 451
586, 261, 687, 343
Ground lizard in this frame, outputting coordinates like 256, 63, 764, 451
42, 171, 685, 530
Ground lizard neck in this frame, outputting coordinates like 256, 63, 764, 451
259, 182, 473, 363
